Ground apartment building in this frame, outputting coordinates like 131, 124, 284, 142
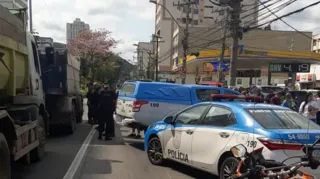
0, 0, 27, 8
136, 42, 153, 78
154, 0, 258, 75
66, 18, 90, 41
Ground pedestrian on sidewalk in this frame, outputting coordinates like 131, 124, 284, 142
97, 83, 117, 140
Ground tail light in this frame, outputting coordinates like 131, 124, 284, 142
132, 100, 148, 112
258, 138, 303, 151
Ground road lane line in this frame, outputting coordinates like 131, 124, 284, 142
63, 125, 96, 179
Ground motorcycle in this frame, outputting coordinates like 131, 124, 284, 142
230, 138, 320, 179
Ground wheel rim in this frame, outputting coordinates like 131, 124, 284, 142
222, 161, 237, 179
148, 140, 163, 163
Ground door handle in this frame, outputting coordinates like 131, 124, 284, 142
219, 132, 230, 138
186, 130, 194, 135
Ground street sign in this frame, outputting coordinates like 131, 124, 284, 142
269, 63, 310, 73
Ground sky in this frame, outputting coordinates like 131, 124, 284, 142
32, 0, 155, 62
31, 0, 320, 62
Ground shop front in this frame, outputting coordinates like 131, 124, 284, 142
296, 74, 317, 89
172, 45, 320, 87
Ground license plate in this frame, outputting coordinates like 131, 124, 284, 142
313, 149, 320, 161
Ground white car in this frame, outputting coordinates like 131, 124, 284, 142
144, 101, 320, 178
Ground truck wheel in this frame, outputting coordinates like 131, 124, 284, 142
76, 112, 83, 123
0, 133, 11, 179
30, 115, 45, 162
67, 103, 77, 134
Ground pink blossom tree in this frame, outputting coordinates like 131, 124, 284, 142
67, 29, 117, 82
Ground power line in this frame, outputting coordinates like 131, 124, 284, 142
43, 0, 64, 32
246, 0, 320, 32
257, 0, 312, 39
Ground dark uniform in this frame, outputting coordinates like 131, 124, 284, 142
97, 87, 117, 140
88, 89, 100, 124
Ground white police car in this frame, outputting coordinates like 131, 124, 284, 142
144, 96, 320, 178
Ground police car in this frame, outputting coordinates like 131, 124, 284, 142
144, 94, 320, 178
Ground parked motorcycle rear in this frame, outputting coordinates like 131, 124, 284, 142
229, 138, 320, 179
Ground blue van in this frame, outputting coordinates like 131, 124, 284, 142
115, 81, 241, 130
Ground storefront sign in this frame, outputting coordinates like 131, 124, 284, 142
239, 45, 268, 56
269, 63, 310, 73
203, 62, 230, 72
296, 74, 315, 82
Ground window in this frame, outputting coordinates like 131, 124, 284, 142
194, 9, 199, 14
204, 16, 213, 19
202, 106, 236, 126
204, 6, 214, 8
246, 109, 320, 129
236, 78, 242, 85
31, 42, 40, 74
194, 0, 199, 4
194, 20, 198, 25
120, 83, 136, 94
257, 79, 262, 86
196, 88, 220, 101
175, 105, 209, 125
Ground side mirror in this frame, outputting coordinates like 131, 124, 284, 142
230, 144, 247, 158
164, 116, 174, 124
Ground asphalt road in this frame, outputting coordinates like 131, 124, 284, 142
13, 102, 216, 179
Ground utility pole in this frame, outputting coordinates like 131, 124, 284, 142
218, 7, 229, 84
151, 34, 163, 81
174, 0, 195, 84
29, 0, 33, 32
228, 0, 242, 87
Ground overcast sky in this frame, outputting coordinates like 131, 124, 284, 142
32, 0, 320, 61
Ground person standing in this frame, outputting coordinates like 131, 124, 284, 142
299, 93, 318, 123
282, 93, 296, 111
270, 92, 282, 105
97, 83, 117, 140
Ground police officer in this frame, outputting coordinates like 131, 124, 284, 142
97, 83, 117, 140
86, 83, 94, 124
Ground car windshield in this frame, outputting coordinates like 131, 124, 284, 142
196, 89, 220, 101
261, 87, 283, 93
245, 109, 320, 129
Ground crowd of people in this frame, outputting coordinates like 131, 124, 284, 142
86, 82, 117, 140
231, 86, 320, 125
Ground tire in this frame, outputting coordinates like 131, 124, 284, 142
30, 115, 46, 162
67, 103, 77, 134
0, 133, 11, 179
76, 112, 83, 123
219, 157, 239, 179
147, 137, 164, 165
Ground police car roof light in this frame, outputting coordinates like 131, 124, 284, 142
211, 94, 261, 101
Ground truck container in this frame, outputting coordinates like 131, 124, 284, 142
38, 41, 83, 134
0, 6, 47, 177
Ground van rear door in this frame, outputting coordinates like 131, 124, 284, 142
116, 83, 137, 118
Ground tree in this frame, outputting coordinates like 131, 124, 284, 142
67, 29, 117, 82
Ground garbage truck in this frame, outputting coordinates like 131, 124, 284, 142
37, 39, 83, 133
0, 6, 47, 177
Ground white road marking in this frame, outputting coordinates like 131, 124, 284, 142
63, 125, 96, 179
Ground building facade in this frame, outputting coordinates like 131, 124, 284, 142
136, 42, 153, 78
66, 18, 90, 41
171, 29, 315, 87
154, 0, 258, 77
0, 0, 27, 8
